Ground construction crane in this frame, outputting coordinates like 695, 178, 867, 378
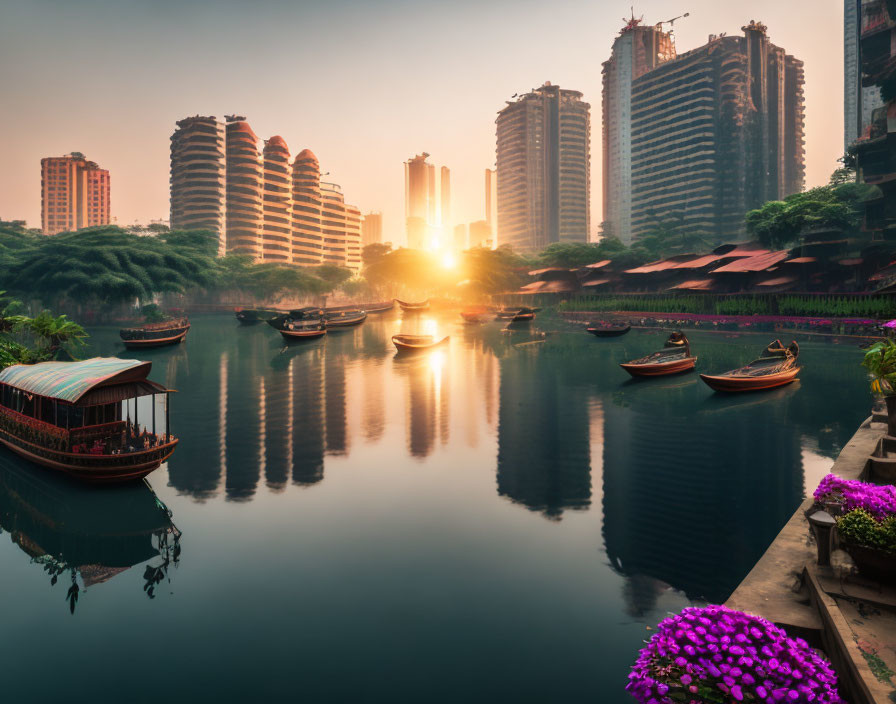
655, 12, 690, 32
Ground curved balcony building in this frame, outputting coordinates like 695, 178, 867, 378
262, 136, 292, 263
225, 116, 263, 259
169, 116, 225, 241
291, 149, 323, 266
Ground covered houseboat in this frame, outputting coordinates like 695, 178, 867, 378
0, 358, 177, 483
120, 316, 190, 348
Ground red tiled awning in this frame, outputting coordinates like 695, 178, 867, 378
624, 254, 699, 274
711, 250, 790, 273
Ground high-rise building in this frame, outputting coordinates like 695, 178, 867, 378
495, 82, 590, 253
601, 19, 676, 244
169, 116, 225, 242
361, 212, 383, 247
440, 166, 451, 228
484, 168, 497, 241
41, 153, 110, 236
628, 22, 805, 244
469, 220, 492, 249
320, 182, 362, 273
845, 1, 886, 149
404, 153, 450, 250
225, 116, 264, 258
261, 136, 292, 263
291, 149, 323, 266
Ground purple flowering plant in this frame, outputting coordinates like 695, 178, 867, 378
813, 473, 896, 520
627, 604, 844, 703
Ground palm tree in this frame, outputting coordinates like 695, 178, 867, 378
12, 310, 87, 357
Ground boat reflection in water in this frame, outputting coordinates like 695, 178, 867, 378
0, 455, 180, 614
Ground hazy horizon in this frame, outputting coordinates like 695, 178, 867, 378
0, 0, 845, 245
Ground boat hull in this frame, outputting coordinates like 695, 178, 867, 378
279, 329, 327, 341
325, 313, 367, 328
700, 367, 800, 393
122, 328, 189, 348
392, 335, 448, 353
588, 326, 630, 337
509, 313, 535, 323
620, 356, 697, 377
0, 429, 178, 483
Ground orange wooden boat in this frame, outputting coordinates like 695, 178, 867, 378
392, 334, 449, 353
278, 320, 327, 341
120, 318, 190, 349
396, 299, 430, 312
700, 340, 800, 393
461, 307, 489, 323
620, 332, 697, 377
0, 357, 177, 483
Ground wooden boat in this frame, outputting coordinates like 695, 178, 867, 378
587, 321, 631, 337
496, 307, 538, 322
0, 357, 177, 483
392, 334, 449, 353
700, 340, 800, 393
396, 299, 430, 312
235, 308, 281, 325
461, 307, 489, 323
120, 317, 190, 348
274, 319, 327, 341
363, 301, 395, 314
620, 332, 697, 377
323, 310, 367, 328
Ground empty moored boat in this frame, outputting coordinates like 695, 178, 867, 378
700, 340, 800, 393
392, 334, 449, 353
620, 332, 697, 377
235, 308, 281, 325
323, 310, 367, 328
120, 317, 190, 349
0, 357, 178, 483
587, 321, 631, 337
266, 308, 327, 340
396, 299, 430, 312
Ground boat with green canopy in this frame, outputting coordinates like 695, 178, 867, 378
0, 357, 177, 483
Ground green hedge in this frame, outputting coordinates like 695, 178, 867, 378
557, 294, 896, 319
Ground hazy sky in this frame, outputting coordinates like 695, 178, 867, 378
0, 0, 843, 243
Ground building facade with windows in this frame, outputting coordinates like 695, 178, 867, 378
41, 153, 110, 235
169, 115, 225, 239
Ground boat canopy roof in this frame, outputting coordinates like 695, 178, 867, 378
0, 357, 165, 404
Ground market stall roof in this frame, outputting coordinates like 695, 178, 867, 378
669, 279, 716, 291
0, 357, 157, 404
756, 275, 798, 287
623, 254, 698, 275
583, 260, 611, 270
519, 280, 576, 293
711, 250, 790, 273
784, 256, 817, 264
581, 278, 611, 287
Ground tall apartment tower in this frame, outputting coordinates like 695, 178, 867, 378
41, 153, 111, 235
629, 22, 805, 244
169, 116, 225, 242
495, 82, 590, 253
361, 212, 383, 247
845, 0, 886, 149
485, 168, 497, 242
261, 136, 292, 263
225, 115, 264, 258
601, 19, 676, 244
405, 153, 433, 249
440, 166, 451, 229
320, 182, 362, 273
291, 149, 323, 266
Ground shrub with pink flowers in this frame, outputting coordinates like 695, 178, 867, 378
627, 604, 844, 703
813, 473, 896, 520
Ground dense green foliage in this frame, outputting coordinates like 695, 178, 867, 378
837, 508, 896, 554
862, 340, 896, 395
745, 183, 876, 248
558, 294, 896, 318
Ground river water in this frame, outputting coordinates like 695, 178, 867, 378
0, 311, 872, 702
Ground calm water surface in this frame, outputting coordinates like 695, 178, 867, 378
0, 312, 871, 702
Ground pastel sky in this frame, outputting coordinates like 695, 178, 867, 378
0, 0, 844, 244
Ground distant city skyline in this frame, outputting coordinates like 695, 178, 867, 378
1, 0, 845, 244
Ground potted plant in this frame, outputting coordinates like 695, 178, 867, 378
862, 339, 896, 436
627, 604, 844, 703
815, 473, 896, 581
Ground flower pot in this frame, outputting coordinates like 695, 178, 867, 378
842, 542, 896, 582
886, 395, 896, 437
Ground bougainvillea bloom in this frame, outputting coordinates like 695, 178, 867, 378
627, 604, 844, 703
814, 473, 896, 520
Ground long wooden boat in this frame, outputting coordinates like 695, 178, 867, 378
396, 299, 430, 312
364, 301, 395, 314
700, 340, 800, 393
587, 322, 631, 337
276, 319, 327, 341
120, 317, 190, 349
392, 334, 449, 353
0, 357, 177, 483
323, 310, 367, 328
620, 332, 697, 377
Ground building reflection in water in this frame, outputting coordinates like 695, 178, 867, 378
600, 384, 803, 615
496, 347, 592, 520
0, 456, 179, 614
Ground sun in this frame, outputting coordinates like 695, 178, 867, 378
440, 252, 457, 269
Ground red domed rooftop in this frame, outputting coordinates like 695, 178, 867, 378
264, 135, 289, 152
294, 149, 318, 164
